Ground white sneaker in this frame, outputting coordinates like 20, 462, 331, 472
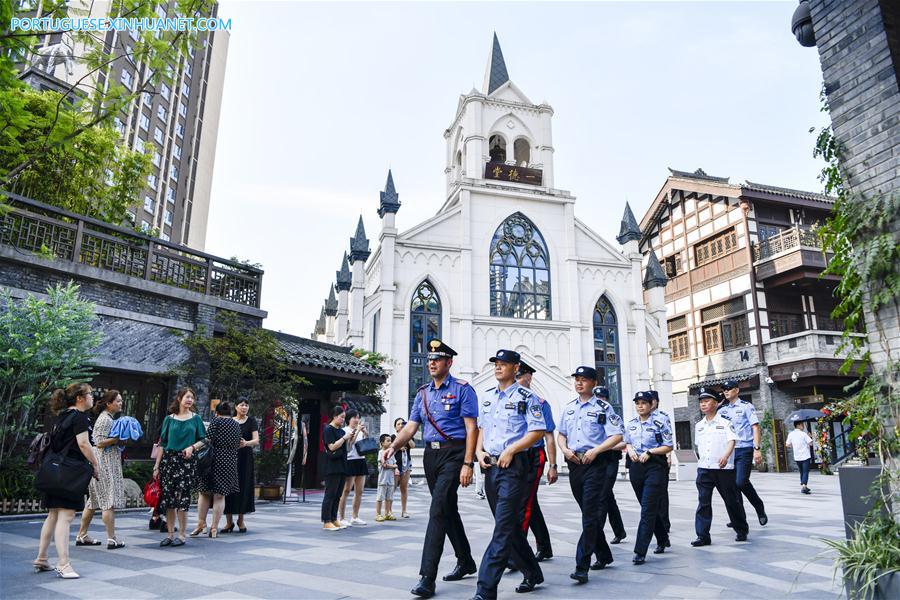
339, 520, 352, 528
350, 517, 367, 526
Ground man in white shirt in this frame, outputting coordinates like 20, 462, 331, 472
691, 391, 749, 547
785, 421, 814, 495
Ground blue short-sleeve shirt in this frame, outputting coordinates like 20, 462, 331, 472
623, 415, 674, 454
717, 400, 759, 449
557, 396, 624, 453
533, 399, 555, 448
408, 374, 478, 443
478, 383, 546, 456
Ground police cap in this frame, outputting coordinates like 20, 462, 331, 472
633, 390, 653, 403
593, 386, 610, 398
571, 366, 598, 380
648, 389, 660, 402
721, 380, 738, 390
426, 339, 457, 360
517, 360, 536, 377
489, 349, 521, 364
698, 390, 719, 401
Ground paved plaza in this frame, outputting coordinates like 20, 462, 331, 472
1, 471, 846, 599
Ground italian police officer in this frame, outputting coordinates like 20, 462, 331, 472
692, 390, 749, 546
624, 391, 674, 565
648, 389, 672, 554
386, 339, 478, 598
717, 380, 769, 526
557, 366, 624, 584
515, 361, 556, 562
472, 350, 546, 600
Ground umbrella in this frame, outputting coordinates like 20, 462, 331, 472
787, 409, 825, 422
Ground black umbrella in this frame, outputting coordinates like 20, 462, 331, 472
788, 409, 825, 422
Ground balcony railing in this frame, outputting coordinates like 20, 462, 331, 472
753, 224, 821, 261
0, 193, 263, 308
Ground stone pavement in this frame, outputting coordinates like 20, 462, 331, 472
1, 471, 846, 599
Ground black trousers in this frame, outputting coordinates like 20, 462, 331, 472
604, 454, 627, 540
695, 468, 748, 539
568, 453, 615, 570
523, 447, 552, 553
734, 447, 766, 517
629, 457, 667, 557
420, 445, 473, 579
656, 463, 671, 545
321, 473, 344, 523
477, 452, 542, 599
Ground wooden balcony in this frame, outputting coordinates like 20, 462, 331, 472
752, 225, 833, 285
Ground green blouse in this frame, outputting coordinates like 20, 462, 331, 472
160, 414, 206, 451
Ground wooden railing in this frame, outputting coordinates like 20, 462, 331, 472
753, 224, 821, 261
0, 193, 263, 308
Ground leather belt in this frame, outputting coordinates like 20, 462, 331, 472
427, 439, 465, 450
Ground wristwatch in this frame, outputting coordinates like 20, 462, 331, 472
463, 462, 475, 468
753, 445, 761, 451
549, 464, 558, 469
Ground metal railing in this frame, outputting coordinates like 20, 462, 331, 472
1, 193, 263, 308
753, 224, 821, 261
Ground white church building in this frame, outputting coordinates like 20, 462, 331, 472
313, 34, 673, 437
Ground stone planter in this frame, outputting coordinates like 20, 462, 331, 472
846, 571, 899, 600
258, 484, 283, 501
838, 465, 883, 538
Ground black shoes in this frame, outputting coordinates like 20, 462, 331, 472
653, 540, 670, 554
590, 558, 612, 570
691, 537, 711, 547
411, 577, 436, 598
570, 569, 589, 584
735, 532, 748, 542
534, 548, 553, 562
726, 522, 734, 529
610, 534, 626, 544
758, 513, 769, 526
470, 596, 487, 600
515, 573, 544, 593
442, 561, 477, 582
632, 553, 646, 565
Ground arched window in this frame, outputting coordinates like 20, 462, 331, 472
489, 134, 507, 163
593, 296, 622, 415
489, 213, 551, 319
514, 138, 530, 166
409, 280, 441, 413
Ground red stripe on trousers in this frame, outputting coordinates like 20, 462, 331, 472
522, 447, 546, 532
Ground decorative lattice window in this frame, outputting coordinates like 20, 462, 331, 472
593, 296, 622, 415
489, 213, 551, 320
695, 228, 738, 266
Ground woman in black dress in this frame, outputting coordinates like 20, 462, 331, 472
224, 398, 259, 533
322, 406, 352, 531
191, 401, 241, 538
34, 383, 100, 579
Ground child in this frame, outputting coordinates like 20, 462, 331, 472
376, 434, 399, 522
785, 421, 814, 494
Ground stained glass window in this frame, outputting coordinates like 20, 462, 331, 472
409, 281, 441, 415
593, 296, 622, 415
489, 213, 551, 319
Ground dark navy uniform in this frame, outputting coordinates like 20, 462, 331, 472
624, 391, 673, 563
408, 340, 479, 590
650, 389, 672, 551
523, 393, 555, 556
475, 350, 546, 600
717, 381, 767, 523
558, 373, 624, 579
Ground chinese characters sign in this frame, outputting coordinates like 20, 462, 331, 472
484, 162, 543, 186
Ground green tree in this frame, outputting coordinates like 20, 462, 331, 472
0, 282, 101, 465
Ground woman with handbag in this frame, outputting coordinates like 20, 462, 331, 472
152, 388, 206, 547
33, 383, 100, 579
191, 401, 240, 538
322, 405, 350, 530
224, 397, 259, 533
393, 417, 415, 518
75, 390, 127, 550
338, 410, 369, 526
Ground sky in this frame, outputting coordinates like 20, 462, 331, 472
205, 1, 829, 335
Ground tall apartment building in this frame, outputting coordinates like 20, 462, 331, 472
15, 0, 228, 250
639, 169, 862, 471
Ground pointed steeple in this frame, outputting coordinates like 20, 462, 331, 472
643, 249, 669, 290
349, 215, 371, 262
617, 202, 642, 244
378, 169, 401, 218
335, 252, 352, 291
314, 307, 326, 335
324, 285, 338, 316
483, 32, 510, 95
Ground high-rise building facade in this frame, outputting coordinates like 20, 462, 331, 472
15, 0, 228, 250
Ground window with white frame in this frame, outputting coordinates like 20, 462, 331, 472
135, 138, 145, 153
120, 69, 133, 90
170, 165, 178, 181
184, 62, 192, 78
160, 83, 170, 101
153, 127, 163, 144
143, 93, 152, 107
147, 174, 157, 189
143, 196, 154, 213
164, 210, 172, 225
161, 232, 170, 241
175, 124, 184, 139
178, 102, 187, 118
181, 83, 190, 97
167, 188, 176, 203
157, 105, 166, 121
113, 117, 124, 134
152, 151, 161, 167
139, 114, 150, 131
141, 220, 150, 232
172, 144, 181, 159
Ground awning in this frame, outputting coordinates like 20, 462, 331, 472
687, 373, 760, 393
273, 331, 386, 383
340, 395, 386, 416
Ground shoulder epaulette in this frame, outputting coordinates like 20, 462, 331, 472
417, 383, 428, 392
485, 387, 496, 393
456, 379, 469, 386
740, 399, 751, 404
517, 387, 532, 398
538, 396, 546, 404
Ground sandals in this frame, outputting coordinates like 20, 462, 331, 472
221, 524, 235, 534
107, 538, 125, 550
32, 559, 53, 573
208, 528, 218, 539
75, 535, 101, 546
189, 524, 207, 537
55, 564, 80, 579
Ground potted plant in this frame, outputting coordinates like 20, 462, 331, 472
823, 515, 899, 600
256, 449, 286, 500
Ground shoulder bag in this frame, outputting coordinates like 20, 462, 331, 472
35, 413, 93, 500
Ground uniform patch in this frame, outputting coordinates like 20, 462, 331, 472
610, 414, 622, 426
504, 402, 515, 410
628, 425, 638, 431
567, 409, 575, 415
587, 411, 598, 417
530, 405, 543, 418
652, 419, 664, 428
483, 401, 492, 407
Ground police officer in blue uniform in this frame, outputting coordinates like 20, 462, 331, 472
557, 366, 624, 584
624, 391, 674, 565
386, 340, 479, 598
472, 350, 546, 600
649, 389, 672, 554
717, 380, 768, 526
515, 361, 556, 562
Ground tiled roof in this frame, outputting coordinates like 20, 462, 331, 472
687, 372, 757, 391
668, 167, 730, 183
741, 181, 834, 205
273, 331, 386, 380
341, 395, 386, 415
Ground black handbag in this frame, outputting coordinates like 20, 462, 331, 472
355, 437, 379, 456
35, 418, 93, 501
196, 443, 214, 475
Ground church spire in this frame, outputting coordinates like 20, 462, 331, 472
378, 169, 401, 218
617, 202, 642, 244
483, 32, 510, 95
335, 252, 352, 291
349, 215, 371, 262
324, 285, 338, 316
643, 249, 669, 290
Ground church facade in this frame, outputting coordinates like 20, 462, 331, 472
313, 35, 673, 438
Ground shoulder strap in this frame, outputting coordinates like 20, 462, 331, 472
419, 388, 451, 441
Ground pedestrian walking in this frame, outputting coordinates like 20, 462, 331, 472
471, 349, 546, 599
33, 383, 100, 579
691, 390, 748, 547
649, 389, 672, 554
624, 391, 673, 565
393, 417, 415, 517
557, 369, 624, 584
192, 401, 240, 539
322, 406, 351, 531
75, 390, 126, 550
376, 434, 399, 521
785, 421, 814, 495
384, 339, 478, 599
153, 388, 207, 547
338, 409, 368, 527
717, 380, 768, 525
224, 397, 259, 533
605, 440, 628, 546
